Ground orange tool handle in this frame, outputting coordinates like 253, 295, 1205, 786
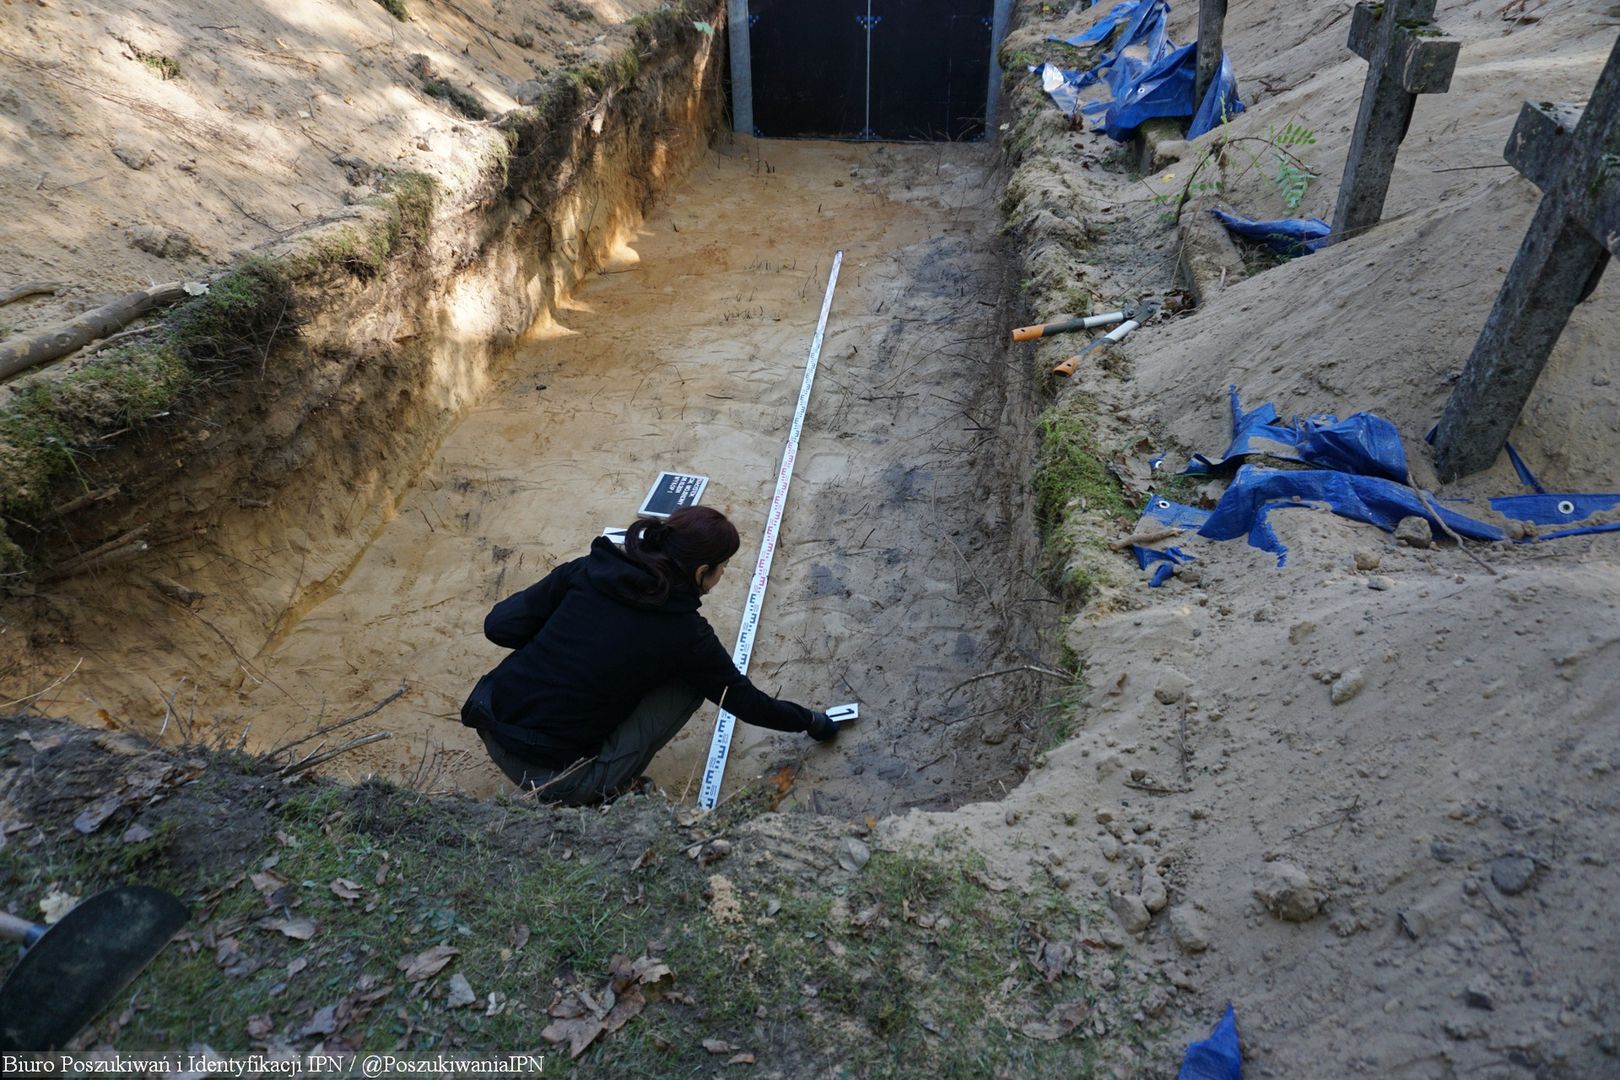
1051, 355, 1081, 378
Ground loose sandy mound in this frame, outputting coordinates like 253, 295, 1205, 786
886, 1, 1620, 1075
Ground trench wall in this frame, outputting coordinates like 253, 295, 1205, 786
0, 7, 727, 677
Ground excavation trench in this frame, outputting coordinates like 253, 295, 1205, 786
229, 139, 1049, 815
6, 122, 1053, 814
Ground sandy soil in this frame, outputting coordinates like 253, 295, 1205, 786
0, 0, 662, 356
210, 137, 1048, 816
883, 1, 1620, 1076
6, 0, 1620, 1073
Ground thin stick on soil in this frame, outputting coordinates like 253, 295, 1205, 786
945, 664, 1073, 700
1108, 527, 1183, 551
0, 282, 64, 306
0, 657, 84, 711
1177, 701, 1190, 784
1285, 795, 1362, 839
279, 731, 392, 776
264, 683, 409, 760
1405, 471, 1498, 576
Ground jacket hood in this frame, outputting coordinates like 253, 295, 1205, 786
581, 536, 702, 611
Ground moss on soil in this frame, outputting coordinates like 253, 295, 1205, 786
0, 173, 439, 576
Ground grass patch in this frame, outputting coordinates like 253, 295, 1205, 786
563, 64, 609, 95
124, 42, 181, 80
283, 172, 438, 280
373, 0, 408, 20
0, 725, 1164, 1073
1033, 405, 1131, 536
409, 55, 487, 119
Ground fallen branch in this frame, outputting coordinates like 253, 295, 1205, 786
40, 525, 150, 583
39, 486, 119, 523
0, 282, 190, 382
1107, 526, 1183, 551
264, 683, 409, 760
1405, 471, 1498, 576
0, 282, 64, 307
85, 322, 163, 356
279, 731, 392, 776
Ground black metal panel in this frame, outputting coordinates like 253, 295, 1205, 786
868, 0, 993, 141
749, 0, 868, 138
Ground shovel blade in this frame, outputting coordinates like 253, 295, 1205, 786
0, 885, 188, 1051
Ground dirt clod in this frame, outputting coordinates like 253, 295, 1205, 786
1253, 861, 1324, 923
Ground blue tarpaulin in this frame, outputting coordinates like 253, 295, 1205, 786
1131, 391, 1620, 574
1209, 207, 1331, 257
1179, 1004, 1242, 1080
1104, 42, 1244, 141
1035, 0, 1243, 139
1200, 465, 1504, 566
1188, 388, 1409, 482
1052, 1, 1138, 47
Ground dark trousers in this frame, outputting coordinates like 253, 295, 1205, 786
473, 680, 703, 805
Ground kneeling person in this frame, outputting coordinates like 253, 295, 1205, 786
462, 506, 836, 803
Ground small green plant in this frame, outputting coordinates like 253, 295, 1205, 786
1143, 117, 1319, 223
119, 38, 181, 79
1269, 120, 1318, 211
373, 0, 408, 20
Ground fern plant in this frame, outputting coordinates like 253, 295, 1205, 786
1142, 117, 1319, 222
1269, 122, 1318, 211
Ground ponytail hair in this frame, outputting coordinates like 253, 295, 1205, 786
621, 506, 741, 603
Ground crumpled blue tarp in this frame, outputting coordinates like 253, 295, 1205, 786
1179, 1004, 1242, 1080
1189, 47, 1244, 137
1132, 393, 1620, 577
1051, 1, 1138, 47
1201, 465, 1503, 566
1187, 388, 1410, 482
1490, 492, 1620, 525
1133, 541, 1197, 587
1103, 41, 1245, 141
1134, 496, 1208, 586
1141, 496, 1211, 531
1209, 207, 1331, 257
1428, 429, 1620, 539
1032, 0, 1244, 138
1038, 0, 1171, 116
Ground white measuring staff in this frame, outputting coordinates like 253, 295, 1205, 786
697, 250, 844, 809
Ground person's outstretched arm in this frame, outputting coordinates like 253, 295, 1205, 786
483, 559, 583, 649
683, 621, 836, 739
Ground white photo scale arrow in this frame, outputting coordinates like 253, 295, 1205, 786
697, 251, 846, 810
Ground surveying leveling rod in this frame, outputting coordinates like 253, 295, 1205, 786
697, 252, 844, 810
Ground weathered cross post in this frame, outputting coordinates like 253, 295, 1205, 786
1193, 0, 1228, 112
1432, 36, 1620, 481
1328, 0, 1460, 242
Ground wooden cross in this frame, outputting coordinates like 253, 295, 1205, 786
1432, 35, 1620, 481
1193, 0, 1228, 113
1328, 0, 1460, 242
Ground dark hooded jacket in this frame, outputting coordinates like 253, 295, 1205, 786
464, 537, 815, 769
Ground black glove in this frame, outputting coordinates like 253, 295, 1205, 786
806, 711, 839, 742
